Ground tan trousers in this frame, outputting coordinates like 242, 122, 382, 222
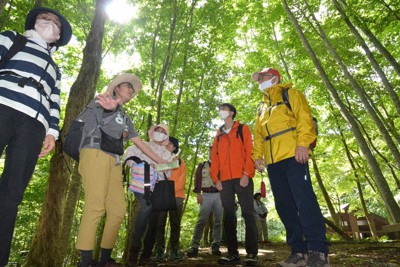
76, 148, 126, 250
256, 218, 268, 241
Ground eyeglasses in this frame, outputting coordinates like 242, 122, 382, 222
37, 13, 62, 29
257, 74, 274, 82
119, 82, 135, 93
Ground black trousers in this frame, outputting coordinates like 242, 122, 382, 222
220, 178, 258, 256
142, 198, 184, 256
0, 105, 45, 267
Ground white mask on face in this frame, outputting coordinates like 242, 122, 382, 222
153, 132, 168, 142
259, 78, 277, 93
219, 110, 230, 120
34, 19, 60, 44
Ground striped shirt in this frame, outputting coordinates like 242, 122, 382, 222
0, 30, 61, 139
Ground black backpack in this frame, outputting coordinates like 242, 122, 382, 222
217, 123, 244, 142
0, 33, 27, 68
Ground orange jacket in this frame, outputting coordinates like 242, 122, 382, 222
210, 121, 255, 182
170, 158, 187, 199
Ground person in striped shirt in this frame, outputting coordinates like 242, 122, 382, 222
0, 7, 72, 267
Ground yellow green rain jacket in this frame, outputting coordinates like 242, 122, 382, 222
253, 82, 316, 165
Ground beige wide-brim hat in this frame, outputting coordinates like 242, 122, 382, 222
106, 73, 142, 98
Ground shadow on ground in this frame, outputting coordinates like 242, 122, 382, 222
139, 241, 400, 267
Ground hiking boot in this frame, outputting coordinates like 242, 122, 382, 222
137, 253, 152, 266
78, 260, 97, 267
103, 259, 123, 267
305, 251, 330, 267
94, 258, 123, 267
244, 254, 258, 266
153, 248, 165, 262
277, 253, 308, 267
218, 253, 241, 265
212, 245, 222, 256
126, 246, 141, 267
186, 247, 198, 257
169, 247, 183, 261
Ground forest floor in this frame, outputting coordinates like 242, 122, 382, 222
140, 240, 400, 267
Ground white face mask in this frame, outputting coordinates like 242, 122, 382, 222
219, 110, 230, 120
259, 78, 277, 93
34, 19, 60, 44
153, 132, 168, 142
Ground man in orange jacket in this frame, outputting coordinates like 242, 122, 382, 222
210, 103, 257, 266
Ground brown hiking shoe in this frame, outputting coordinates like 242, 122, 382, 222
305, 251, 330, 267
277, 253, 308, 267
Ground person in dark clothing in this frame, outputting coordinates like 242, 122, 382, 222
0, 7, 72, 267
210, 103, 258, 266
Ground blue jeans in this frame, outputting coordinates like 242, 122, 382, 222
267, 157, 328, 254
0, 105, 45, 267
220, 178, 258, 256
131, 192, 152, 247
191, 192, 223, 248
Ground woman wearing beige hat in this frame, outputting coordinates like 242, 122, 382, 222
75, 73, 168, 267
124, 123, 174, 266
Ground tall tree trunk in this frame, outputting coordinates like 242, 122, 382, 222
123, 196, 139, 263
339, 0, 400, 75
334, 100, 379, 239
147, 18, 161, 129
273, 27, 292, 80
356, 179, 379, 240
351, 112, 400, 189
282, 0, 400, 223
304, 0, 400, 169
0, 0, 8, 17
171, 0, 196, 136
333, 0, 400, 117
311, 157, 340, 227
59, 165, 82, 263
156, 0, 179, 124
24, 1, 108, 266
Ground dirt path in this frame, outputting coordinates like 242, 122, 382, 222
141, 241, 400, 266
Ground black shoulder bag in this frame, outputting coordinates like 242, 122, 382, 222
151, 173, 177, 212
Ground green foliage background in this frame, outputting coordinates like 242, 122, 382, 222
0, 0, 399, 265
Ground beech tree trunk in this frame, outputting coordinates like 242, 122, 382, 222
338, 0, 400, 76
282, 0, 400, 223
305, 0, 400, 169
0, 0, 8, 17
311, 157, 340, 227
333, 0, 400, 117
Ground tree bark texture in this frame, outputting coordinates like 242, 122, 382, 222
333, 0, 400, 117
306, 0, 400, 169
282, 0, 400, 223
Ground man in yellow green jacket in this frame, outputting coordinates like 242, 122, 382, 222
252, 68, 330, 267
